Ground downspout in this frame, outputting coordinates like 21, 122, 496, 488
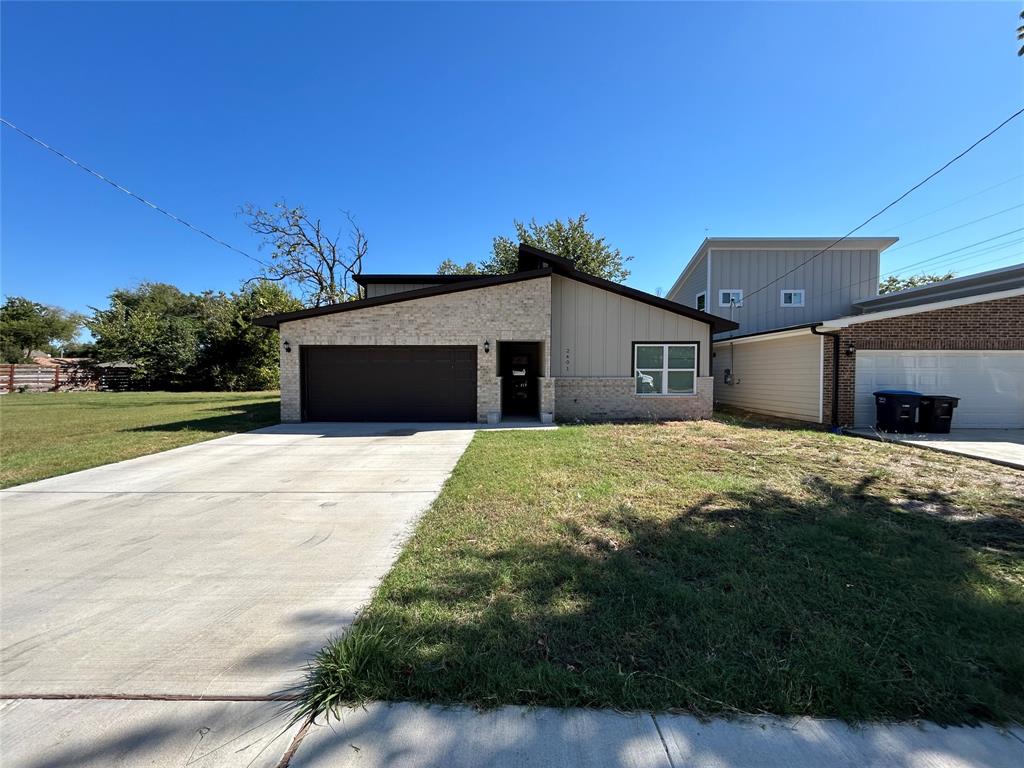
810, 323, 841, 431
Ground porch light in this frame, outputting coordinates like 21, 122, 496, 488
484, 340, 491, 354
283, 340, 292, 353
845, 341, 855, 356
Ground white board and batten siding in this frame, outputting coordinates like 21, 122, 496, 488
854, 350, 1024, 429
712, 333, 823, 422
551, 275, 711, 377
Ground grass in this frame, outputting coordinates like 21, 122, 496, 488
0, 390, 280, 488
298, 417, 1024, 724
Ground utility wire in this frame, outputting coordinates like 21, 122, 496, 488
740, 106, 1024, 304
886, 172, 1024, 230
0, 116, 262, 265
885, 203, 1024, 252
736, 227, 1024, 324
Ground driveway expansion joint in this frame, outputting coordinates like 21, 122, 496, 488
650, 713, 677, 768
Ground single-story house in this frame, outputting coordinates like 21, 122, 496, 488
255, 244, 737, 423
711, 263, 1024, 428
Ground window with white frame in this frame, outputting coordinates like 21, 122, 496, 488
719, 289, 743, 307
695, 291, 707, 312
780, 289, 805, 307
634, 343, 697, 395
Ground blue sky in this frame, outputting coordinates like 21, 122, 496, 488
2, 1, 1022, 314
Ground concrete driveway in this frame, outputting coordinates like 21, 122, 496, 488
0, 422, 475, 699
0, 423, 481, 765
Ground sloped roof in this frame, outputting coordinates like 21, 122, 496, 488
255, 244, 738, 332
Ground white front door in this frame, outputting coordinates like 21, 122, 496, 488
854, 350, 1024, 428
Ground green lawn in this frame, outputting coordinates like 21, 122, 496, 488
0, 391, 280, 488
299, 418, 1024, 724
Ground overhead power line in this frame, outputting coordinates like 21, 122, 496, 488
737, 227, 1024, 325
740, 106, 1024, 304
885, 203, 1024, 252
887, 172, 1024, 230
0, 116, 262, 265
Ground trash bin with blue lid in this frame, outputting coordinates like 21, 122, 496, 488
873, 390, 921, 433
918, 395, 960, 434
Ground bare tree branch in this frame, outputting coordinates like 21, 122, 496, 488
240, 202, 367, 306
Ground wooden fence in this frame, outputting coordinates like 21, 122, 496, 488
0, 364, 130, 394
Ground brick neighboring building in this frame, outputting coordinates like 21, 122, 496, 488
828, 293, 1024, 426
711, 264, 1024, 429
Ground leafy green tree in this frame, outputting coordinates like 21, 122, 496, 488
436, 258, 480, 275
878, 272, 956, 295
484, 214, 632, 282
0, 297, 81, 363
87, 283, 209, 389
202, 281, 301, 391
87, 281, 300, 391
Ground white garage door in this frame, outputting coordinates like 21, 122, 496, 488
854, 350, 1024, 428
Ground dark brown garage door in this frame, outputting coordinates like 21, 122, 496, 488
301, 345, 477, 422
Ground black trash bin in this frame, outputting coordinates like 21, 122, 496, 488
918, 395, 960, 434
873, 390, 921, 433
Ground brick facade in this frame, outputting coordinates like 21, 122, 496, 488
276, 275, 718, 424
555, 376, 713, 422
279, 277, 553, 423
824, 295, 1024, 426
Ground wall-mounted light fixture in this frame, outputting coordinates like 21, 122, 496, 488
483, 340, 491, 354
845, 341, 856, 356
283, 340, 292, 353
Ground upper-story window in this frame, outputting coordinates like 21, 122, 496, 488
719, 289, 743, 307
695, 291, 706, 312
780, 289, 805, 307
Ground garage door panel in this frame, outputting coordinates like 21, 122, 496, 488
854, 351, 1024, 429
302, 345, 477, 422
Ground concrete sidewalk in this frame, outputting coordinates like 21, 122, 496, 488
4, 700, 1022, 767
284, 704, 1024, 768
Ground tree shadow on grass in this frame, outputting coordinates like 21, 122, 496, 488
124, 402, 280, 433
301, 475, 1024, 725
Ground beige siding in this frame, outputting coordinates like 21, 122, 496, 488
712, 332, 822, 422
551, 275, 711, 377
711, 249, 880, 337
365, 282, 442, 298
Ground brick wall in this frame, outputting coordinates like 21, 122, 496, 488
554, 376, 713, 422
824, 295, 1024, 425
278, 277, 553, 422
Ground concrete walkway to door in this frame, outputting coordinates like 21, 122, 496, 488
0, 422, 511, 766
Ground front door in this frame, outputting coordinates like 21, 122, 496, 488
499, 342, 540, 418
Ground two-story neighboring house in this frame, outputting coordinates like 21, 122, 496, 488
666, 237, 898, 338
667, 238, 1024, 429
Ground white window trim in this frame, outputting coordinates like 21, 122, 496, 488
695, 291, 707, 312
780, 288, 805, 307
634, 343, 698, 396
719, 289, 743, 308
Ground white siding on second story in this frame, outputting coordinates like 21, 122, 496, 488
711, 248, 880, 337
